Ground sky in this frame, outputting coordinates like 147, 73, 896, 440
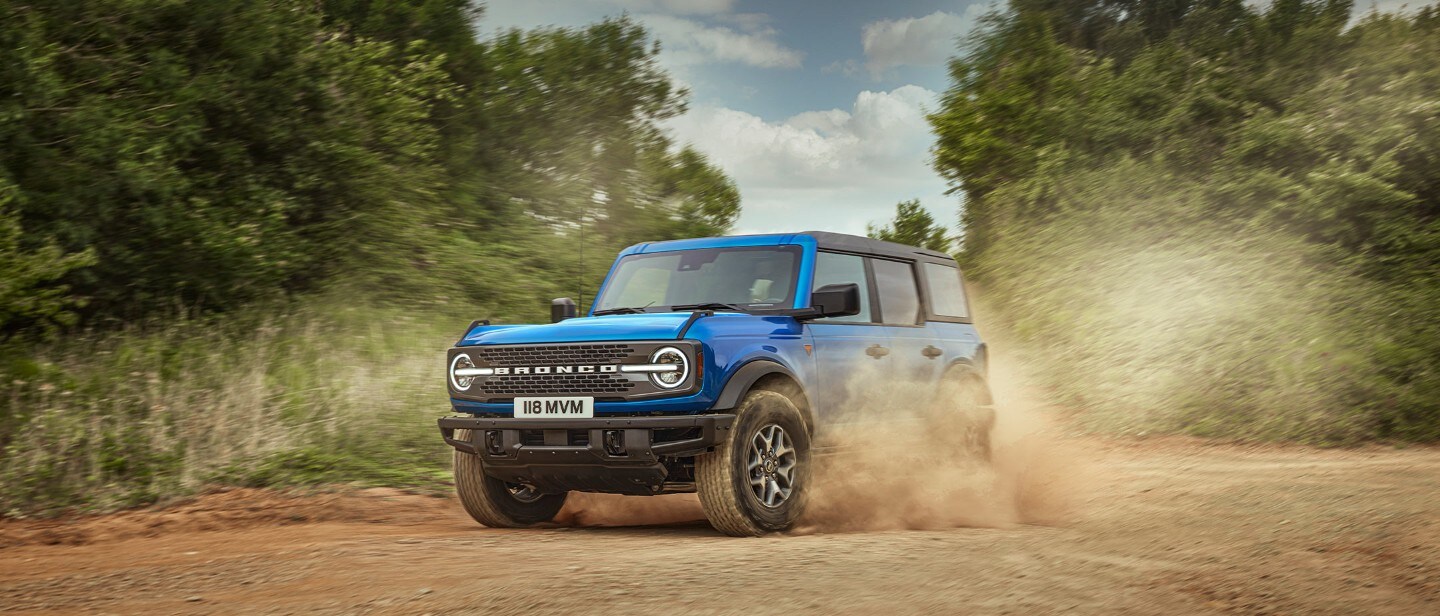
480, 0, 1420, 236
480, 0, 997, 236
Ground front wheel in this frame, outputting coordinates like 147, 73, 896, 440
453, 429, 567, 527
696, 390, 811, 536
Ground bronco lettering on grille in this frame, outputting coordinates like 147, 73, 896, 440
490, 365, 620, 376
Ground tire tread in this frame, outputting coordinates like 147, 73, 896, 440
453, 429, 565, 527
696, 390, 804, 536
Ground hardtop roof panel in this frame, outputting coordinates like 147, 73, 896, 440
622, 231, 955, 264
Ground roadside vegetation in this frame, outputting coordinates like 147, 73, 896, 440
2, 300, 460, 516
0, 1, 737, 516
927, 0, 1440, 443
4, 0, 1437, 518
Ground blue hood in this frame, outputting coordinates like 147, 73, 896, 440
458, 313, 697, 346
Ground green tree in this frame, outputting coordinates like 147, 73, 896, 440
867, 200, 952, 252
0, 181, 94, 332
0, 0, 453, 317
634, 146, 741, 242
463, 17, 737, 312
0, 0, 748, 516
0, 1, 741, 327
929, 0, 1440, 442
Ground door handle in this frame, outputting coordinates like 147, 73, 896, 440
865, 344, 890, 359
922, 345, 943, 359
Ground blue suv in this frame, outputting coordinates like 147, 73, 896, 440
438, 231, 992, 536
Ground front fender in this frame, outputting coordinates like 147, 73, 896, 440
712, 359, 799, 410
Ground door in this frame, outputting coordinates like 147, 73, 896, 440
804, 251, 891, 425
918, 261, 982, 369
870, 257, 941, 408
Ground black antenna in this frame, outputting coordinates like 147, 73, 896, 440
577, 201, 585, 313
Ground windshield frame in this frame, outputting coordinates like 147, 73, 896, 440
592, 245, 804, 315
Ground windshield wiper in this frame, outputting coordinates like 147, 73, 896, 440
669, 302, 750, 313
594, 301, 658, 316
593, 306, 649, 316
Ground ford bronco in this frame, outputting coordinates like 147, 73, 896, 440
438, 231, 993, 536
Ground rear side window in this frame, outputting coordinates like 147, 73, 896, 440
922, 262, 970, 319
812, 252, 873, 323
871, 258, 921, 326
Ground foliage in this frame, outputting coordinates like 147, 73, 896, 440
0, 0, 738, 324
931, 0, 1440, 442
0, 1, 740, 515
867, 199, 953, 252
0, 0, 454, 316
0, 298, 466, 516
0, 181, 94, 332
462, 19, 739, 311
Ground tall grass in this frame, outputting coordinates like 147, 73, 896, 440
0, 299, 482, 517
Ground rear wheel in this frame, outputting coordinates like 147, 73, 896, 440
453, 429, 567, 527
932, 374, 996, 461
696, 389, 811, 536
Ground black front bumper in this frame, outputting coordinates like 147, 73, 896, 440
437, 414, 735, 495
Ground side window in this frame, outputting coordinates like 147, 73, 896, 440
871, 258, 921, 326
922, 262, 970, 319
811, 252, 873, 323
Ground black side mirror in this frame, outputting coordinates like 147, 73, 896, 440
808, 283, 861, 319
551, 297, 578, 323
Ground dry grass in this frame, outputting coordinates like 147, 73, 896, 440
0, 300, 464, 517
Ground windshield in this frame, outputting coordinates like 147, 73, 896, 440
595, 246, 802, 313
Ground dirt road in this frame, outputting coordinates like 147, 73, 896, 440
2, 438, 1437, 615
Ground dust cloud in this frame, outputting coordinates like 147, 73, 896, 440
553, 492, 704, 527
549, 351, 1091, 533
796, 354, 1090, 533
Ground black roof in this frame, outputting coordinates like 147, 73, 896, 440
801, 231, 955, 264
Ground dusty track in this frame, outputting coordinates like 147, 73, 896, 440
2, 439, 1437, 615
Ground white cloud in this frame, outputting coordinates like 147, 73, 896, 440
1249, 0, 1419, 20
716, 12, 773, 30
861, 6, 989, 77
820, 58, 862, 78
642, 14, 804, 68
613, 0, 737, 15
667, 85, 955, 234
480, 2, 799, 69
1354, 0, 1426, 16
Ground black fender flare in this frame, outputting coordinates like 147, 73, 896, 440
941, 359, 994, 406
713, 359, 803, 410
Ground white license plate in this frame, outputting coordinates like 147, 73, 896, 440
514, 396, 594, 419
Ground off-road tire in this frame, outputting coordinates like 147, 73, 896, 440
933, 374, 996, 462
696, 389, 811, 536
453, 429, 567, 527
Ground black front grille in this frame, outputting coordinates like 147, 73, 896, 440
476, 343, 636, 367
449, 341, 698, 402
479, 373, 637, 396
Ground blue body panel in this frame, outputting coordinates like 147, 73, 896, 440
927, 321, 984, 373
449, 233, 980, 422
459, 313, 696, 346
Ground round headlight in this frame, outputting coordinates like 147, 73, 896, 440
450, 353, 475, 391
650, 346, 689, 389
